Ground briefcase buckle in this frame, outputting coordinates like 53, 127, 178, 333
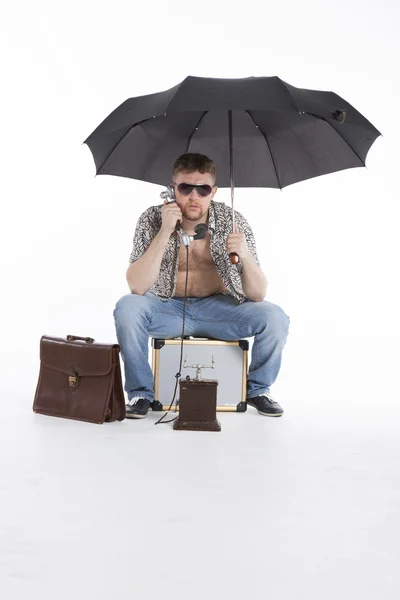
69, 374, 79, 389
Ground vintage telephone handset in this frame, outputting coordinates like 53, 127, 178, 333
155, 185, 208, 425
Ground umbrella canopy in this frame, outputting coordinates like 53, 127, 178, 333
84, 75, 381, 190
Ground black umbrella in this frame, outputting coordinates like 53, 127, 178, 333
84, 75, 381, 261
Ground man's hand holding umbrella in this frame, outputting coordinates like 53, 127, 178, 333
227, 224, 268, 302
226, 223, 250, 261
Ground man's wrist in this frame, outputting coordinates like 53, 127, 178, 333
158, 228, 172, 242
238, 250, 253, 268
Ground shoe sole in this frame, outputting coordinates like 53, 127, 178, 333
125, 413, 148, 419
247, 402, 283, 417
257, 411, 283, 417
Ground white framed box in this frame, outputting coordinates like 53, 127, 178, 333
151, 337, 249, 412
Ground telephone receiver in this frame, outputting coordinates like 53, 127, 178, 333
160, 185, 176, 202
160, 186, 208, 247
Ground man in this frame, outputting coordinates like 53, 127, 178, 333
113, 153, 290, 419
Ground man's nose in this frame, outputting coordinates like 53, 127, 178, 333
189, 188, 200, 199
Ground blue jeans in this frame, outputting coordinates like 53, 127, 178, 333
113, 292, 290, 402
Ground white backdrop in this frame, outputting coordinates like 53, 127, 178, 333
2, 3, 400, 599
1, 0, 399, 416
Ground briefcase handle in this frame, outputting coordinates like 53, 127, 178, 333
66, 335, 95, 344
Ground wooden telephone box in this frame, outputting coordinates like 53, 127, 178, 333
173, 378, 221, 432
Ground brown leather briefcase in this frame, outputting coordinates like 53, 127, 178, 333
33, 335, 126, 423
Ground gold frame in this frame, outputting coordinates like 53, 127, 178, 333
151, 339, 248, 413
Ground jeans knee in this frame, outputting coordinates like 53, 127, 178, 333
113, 293, 149, 325
273, 304, 290, 333
261, 302, 290, 337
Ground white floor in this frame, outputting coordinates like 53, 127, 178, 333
1, 335, 400, 600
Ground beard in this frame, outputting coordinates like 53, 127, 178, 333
183, 206, 207, 221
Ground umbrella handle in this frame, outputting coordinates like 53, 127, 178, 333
230, 252, 239, 264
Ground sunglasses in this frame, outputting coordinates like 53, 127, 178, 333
174, 182, 213, 197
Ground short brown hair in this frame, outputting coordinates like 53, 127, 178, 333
172, 153, 216, 183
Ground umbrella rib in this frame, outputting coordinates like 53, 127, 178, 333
96, 116, 158, 174
96, 125, 134, 174
278, 79, 301, 113
305, 112, 366, 166
185, 111, 208, 152
246, 110, 282, 189
97, 110, 209, 174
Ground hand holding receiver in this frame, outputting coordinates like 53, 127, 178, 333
160, 198, 183, 235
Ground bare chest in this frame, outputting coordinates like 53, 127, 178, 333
174, 236, 227, 297
178, 238, 214, 271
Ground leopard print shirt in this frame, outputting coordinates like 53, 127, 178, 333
129, 200, 261, 303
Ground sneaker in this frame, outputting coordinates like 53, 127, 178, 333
247, 393, 284, 417
125, 397, 151, 419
